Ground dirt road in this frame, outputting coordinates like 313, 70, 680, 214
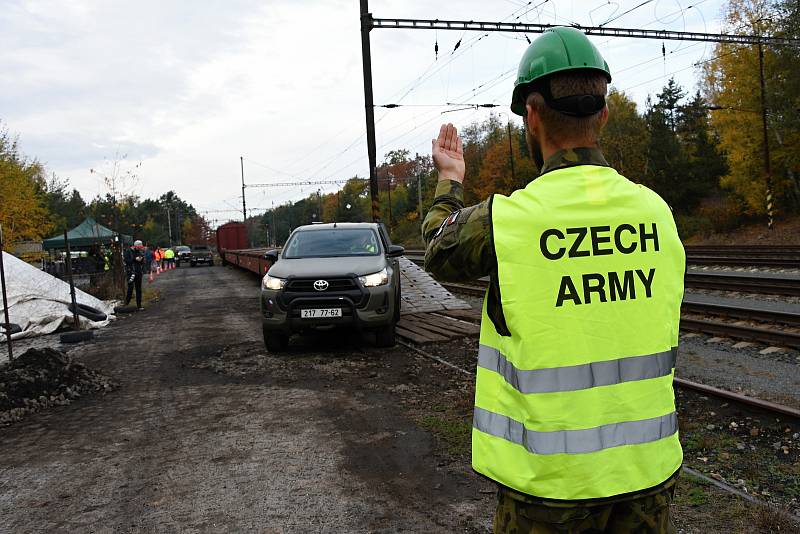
0, 265, 494, 533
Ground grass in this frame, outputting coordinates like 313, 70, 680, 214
674, 473, 800, 532
142, 287, 161, 307
417, 414, 471, 456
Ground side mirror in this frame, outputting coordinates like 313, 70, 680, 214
264, 249, 279, 263
386, 245, 405, 258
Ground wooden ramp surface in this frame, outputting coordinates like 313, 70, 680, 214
397, 311, 481, 344
399, 257, 471, 315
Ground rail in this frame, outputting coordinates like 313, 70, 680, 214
435, 279, 800, 349
405, 246, 800, 269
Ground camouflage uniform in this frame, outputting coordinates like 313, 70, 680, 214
422, 147, 679, 533
494, 480, 677, 534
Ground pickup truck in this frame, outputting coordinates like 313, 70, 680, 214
259, 222, 403, 351
190, 245, 214, 267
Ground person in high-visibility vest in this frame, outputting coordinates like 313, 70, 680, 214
164, 247, 175, 269
423, 27, 684, 533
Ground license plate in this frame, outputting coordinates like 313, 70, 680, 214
301, 308, 342, 319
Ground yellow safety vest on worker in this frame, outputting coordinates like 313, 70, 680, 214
165, 249, 175, 259
473, 164, 685, 501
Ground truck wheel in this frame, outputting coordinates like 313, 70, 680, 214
374, 323, 396, 348
263, 328, 289, 352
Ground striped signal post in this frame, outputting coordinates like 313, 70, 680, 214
758, 43, 774, 230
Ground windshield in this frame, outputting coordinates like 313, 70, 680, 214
193, 246, 209, 251
176, 246, 191, 252
283, 228, 381, 258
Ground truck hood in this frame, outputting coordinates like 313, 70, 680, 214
267, 256, 386, 279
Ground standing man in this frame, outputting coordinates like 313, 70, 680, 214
124, 239, 145, 310
164, 247, 175, 269
423, 27, 685, 533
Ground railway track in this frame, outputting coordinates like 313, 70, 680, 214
403, 253, 800, 297
405, 245, 800, 269
434, 279, 800, 349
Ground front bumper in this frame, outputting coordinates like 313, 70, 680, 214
261, 282, 395, 333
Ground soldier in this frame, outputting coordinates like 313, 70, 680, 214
423, 27, 685, 533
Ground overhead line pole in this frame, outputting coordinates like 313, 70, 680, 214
360, 0, 381, 222
240, 156, 247, 223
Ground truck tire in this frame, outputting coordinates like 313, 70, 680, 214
60, 330, 94, 343
374, 323, 396, 348
68, 302, 107, 322
263, 328, 289, 352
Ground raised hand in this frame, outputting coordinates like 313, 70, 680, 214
432, 123, 465, 183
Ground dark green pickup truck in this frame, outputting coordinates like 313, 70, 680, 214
190, 245, 214, 267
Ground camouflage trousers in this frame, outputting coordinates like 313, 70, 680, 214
493, 485, 677, 534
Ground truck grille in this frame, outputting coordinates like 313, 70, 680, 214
285, 278, 358, 292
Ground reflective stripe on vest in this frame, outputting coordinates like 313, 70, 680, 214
474, 407, 677, 455
472, 164, 685, 501
478, 344, 676, 394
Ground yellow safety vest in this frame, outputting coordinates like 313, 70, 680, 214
473, 164, 685, 501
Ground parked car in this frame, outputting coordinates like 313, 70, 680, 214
190, 245, 213, 267
174, 245, 191, 266
259, 222, 403, 351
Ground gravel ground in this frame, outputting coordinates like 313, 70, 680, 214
677, 334, 800, 407
0, 265, 495, 533
3, 265, 798, 532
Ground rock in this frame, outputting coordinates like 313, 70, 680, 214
773, 441, 783, 450
759, 346, 788, 355
750, 428, 760, 437
706, 424, 715, 430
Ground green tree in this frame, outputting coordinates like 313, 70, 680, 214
601, 89, 649, 180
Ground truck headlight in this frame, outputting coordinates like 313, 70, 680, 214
262, 274, 286, 290
359, 267, 389, 287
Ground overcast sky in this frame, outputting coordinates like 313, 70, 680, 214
2, 0, 727, 225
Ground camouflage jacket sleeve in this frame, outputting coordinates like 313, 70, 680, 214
421, 180, 493, 282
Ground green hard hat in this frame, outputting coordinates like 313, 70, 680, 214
511, 26, 612, 116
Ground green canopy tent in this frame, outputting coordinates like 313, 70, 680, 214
42, 217, 132, 250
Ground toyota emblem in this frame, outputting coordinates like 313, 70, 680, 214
313, 279, 329, 291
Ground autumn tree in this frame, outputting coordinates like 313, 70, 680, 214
0, 123, 51, 243
703, 0, 800, 215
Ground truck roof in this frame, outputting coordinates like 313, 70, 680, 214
296, 222, 378, 231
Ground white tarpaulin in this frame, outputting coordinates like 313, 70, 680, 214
2, 251, 116, 340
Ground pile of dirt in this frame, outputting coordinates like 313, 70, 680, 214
0, 348, 118, 426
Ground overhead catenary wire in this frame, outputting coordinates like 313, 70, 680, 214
599, 0, 655, 27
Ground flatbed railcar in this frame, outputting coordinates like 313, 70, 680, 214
219, 247, 276, 276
